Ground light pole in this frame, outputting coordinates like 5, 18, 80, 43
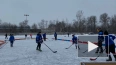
24, 14, 29, 33
24, 14, 29, 21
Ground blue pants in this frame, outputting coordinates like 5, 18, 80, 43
10, 41, 14, 47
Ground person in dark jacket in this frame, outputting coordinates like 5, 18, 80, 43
36, 32, 43, 51
43, 33, 46, 41
9, 34, 15, 47
95, 28, 104, 53
25, 34, 27, 39
68, 33, 69, 37
5, 33, 8, 39
104, 30, 116, 61
54, 32, 57, 40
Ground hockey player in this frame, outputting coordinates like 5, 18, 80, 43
43, 33, 46, 41
72, 35, 80, 49
25, 34, 27, 39
5, 33, 8, 39
95, 28, 104, 53
9, 34, 15, 47
68, 32, 69, 37
36, 32, 43, 51
54, 32, 57, 40
30, 34, 32, 39
104, 30, 116, 61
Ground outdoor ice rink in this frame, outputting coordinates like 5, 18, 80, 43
0, 35, 116, 65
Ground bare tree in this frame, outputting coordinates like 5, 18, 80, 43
31, 23, 38, 32
100, 13, 110, 30
87, 16, 97, 32
38, 19, 46, 29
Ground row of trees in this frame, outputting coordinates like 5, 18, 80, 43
48, 11, 116, 33
0, 11, 116, 34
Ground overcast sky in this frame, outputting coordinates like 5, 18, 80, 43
0, 0, 116, 25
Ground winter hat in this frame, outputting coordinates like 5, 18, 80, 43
104, 30, 108, 35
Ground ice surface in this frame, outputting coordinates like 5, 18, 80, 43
0, 35, 115, 65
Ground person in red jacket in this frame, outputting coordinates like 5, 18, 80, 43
30, 34, 32, 39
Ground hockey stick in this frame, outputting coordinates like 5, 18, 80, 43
65, 44, 73, 49
90, 49, 105, 61
83, 49, 88, 53
43, 43, 57, 53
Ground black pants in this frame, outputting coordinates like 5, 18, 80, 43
10, 41, 14, 47
55, 36, 57, 40
43, 38, 46, 41
106, 44, 116, 60
36, 43, 41, 50
25, 36, 27, 38
5, 36, 8, 39
96, 40, 103, 52
106, 44, 115, 54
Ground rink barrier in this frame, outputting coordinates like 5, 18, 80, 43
15, 38, 26, 40
81, 62, 116, 65
0, 40, 5, 46
31, 38, 48, 39
52, 38, 116, 48
15, 38, 48, 40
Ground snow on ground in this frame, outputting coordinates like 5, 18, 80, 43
0, 35, 116, 65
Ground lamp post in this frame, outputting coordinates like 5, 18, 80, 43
24, 14, 29, 33
24, 14, 29, 21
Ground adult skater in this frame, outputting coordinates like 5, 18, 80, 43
43, 33, 46, 41
25, 34, 27, 39
5, 33, 8, 39
36, 32, 43, 51
68, 32, 69, 37
9, 34, 15, 47
95, 28, 104, 53
72, 35, 80, 49
54, 32, 57, 40
104, 30, 116, 61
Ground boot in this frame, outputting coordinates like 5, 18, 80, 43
113, 55, 116, 61
95, 47, 99, 53
99, 51, 103, 53
76, 46, 77, 49
36, 47, 38, 50
39, 49, 42, 52
106, 55, 112, 61
95, 51, 98, 53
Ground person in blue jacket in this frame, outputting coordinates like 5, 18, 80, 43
9, 34, 15, 47
104, 30, 116, 61
36, 32, 43, 51
72, 35, 80, 49
43, 33, 46, 41
95, 28, 104, 53
54, 32, 57, 40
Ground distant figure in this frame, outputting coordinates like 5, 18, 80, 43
95, 28, 104, 53
30, 34, 32, 39
36, 32, 43, 51
9, 34, 15, 47
5, 33, 8, 39
25, 34, 27, 39
68, 33, 69, 37
54, 32, 57, 40
43, 33, 46, 41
